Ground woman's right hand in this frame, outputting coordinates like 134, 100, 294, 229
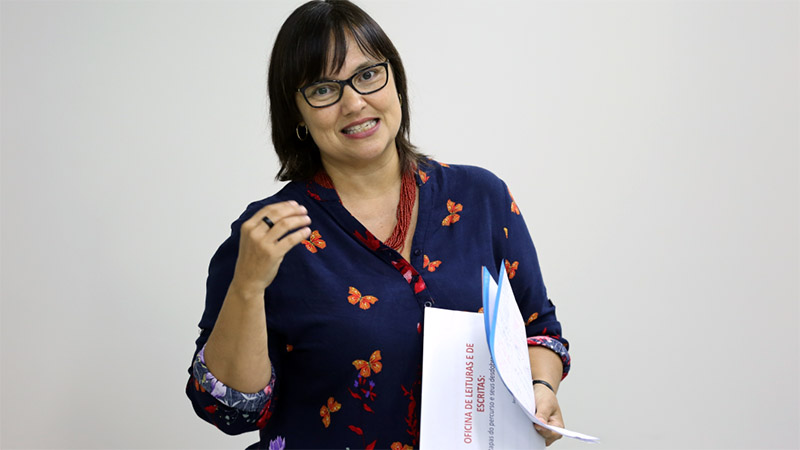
231, 200, 312, 295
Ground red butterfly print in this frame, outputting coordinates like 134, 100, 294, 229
441, 199, 463, 226
354, 230, 381, 251
391, 259, 414, 283
257, 398, 272, 428
414, 276, 426, 294
391, 259, 426, 293
348, 286, 378, 310
352, 350, 383, 377
306, 189, 321, 201
423, 255, 441, 272
505, 260, 519, 280
286, 344, 294, 352
419, 170, 429, 184
320, 396, 341, 428
509, 189, 521, 215
526, 312, 539, 325
302, 230, 326, 253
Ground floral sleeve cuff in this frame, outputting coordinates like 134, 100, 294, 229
192, 345, 274, 412
527, 336, 571, 380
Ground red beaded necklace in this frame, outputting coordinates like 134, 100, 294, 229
313, 168, 416, 251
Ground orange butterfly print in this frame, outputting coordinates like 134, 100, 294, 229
302, 230, 327, 253
505, 260, 519, 280
352, 350, 383, 377
478, 307, 484, 313
348, 286, 378, 310
441, 199, 463, 226
509, 189, 521, 215
526, 312, 539, 325
439, 162, 450, 167
504, 227, 509, 239
419, 170, 429, 184
320, 396, 341, 428
391, 443, 413, 450
423, 255, 441, 272
286, 344, 294, 352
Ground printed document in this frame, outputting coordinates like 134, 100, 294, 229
419, 262, 598, 449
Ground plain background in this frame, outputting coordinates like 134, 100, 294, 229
1, 0, 798, 449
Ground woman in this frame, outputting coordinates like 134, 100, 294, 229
186, 1, 570, 448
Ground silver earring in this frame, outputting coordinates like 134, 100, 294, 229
295, 123, 308, 141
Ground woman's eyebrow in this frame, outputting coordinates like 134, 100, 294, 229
323, 60, 380, 81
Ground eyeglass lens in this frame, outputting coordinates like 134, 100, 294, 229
303, 63, 388, 107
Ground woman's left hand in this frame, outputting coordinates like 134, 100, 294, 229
533, 384, 564, 446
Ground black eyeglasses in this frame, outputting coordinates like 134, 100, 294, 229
297, 61, 390, 108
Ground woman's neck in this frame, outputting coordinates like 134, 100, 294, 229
321, 153, 403, 202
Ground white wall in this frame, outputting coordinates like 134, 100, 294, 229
1, 1, 797, 449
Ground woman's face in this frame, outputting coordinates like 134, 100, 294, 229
295, 35, 402, 173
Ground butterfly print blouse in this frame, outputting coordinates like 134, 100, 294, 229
186, 161, 570, 450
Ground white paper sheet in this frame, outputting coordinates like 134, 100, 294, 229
420, 307, 544, 450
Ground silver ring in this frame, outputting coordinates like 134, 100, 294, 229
262, 216, 274, 228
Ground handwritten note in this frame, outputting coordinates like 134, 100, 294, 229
483, 263, 599, 442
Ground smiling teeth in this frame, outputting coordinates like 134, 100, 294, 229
343, 119, 377, 134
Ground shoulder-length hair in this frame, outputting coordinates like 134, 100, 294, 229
268, 0, 425, 181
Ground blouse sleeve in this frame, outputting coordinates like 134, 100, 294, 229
185, 342, 276, 434
186, 201, 278, 434
193, 344, 274, 412
500, 181, 571, 379
527, 336, 571, 380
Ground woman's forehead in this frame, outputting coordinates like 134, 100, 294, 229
320, 31, 383, 79
325, 53, 377, 80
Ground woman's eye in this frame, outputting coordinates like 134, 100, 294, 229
360, 70, 375, 81
307, 84, 337, 99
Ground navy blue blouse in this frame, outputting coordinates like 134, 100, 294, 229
186, 160, 569, 450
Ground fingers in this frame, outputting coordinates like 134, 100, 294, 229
534, 421, 563, 446
532, 388, 564, 447
243, 201, 312, 246
274, 225, 312, 253
535, 413, 564, 446
265, 213, 312, 243
234, 200, 313, 292
245, 200, 309, 234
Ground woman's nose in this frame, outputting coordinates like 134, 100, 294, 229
339, 85, 366, 114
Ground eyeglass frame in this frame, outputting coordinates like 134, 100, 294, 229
296, 61, 390, 108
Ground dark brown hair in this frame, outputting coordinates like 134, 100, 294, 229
267, 0, 425, 181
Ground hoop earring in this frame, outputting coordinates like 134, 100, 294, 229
295, 123, 308, 141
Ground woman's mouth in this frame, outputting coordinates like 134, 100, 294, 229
342, 119, 379, 135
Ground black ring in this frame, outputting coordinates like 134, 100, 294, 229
262, 216, 274, 228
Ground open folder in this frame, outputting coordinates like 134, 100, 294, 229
419, 262, 598, 449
